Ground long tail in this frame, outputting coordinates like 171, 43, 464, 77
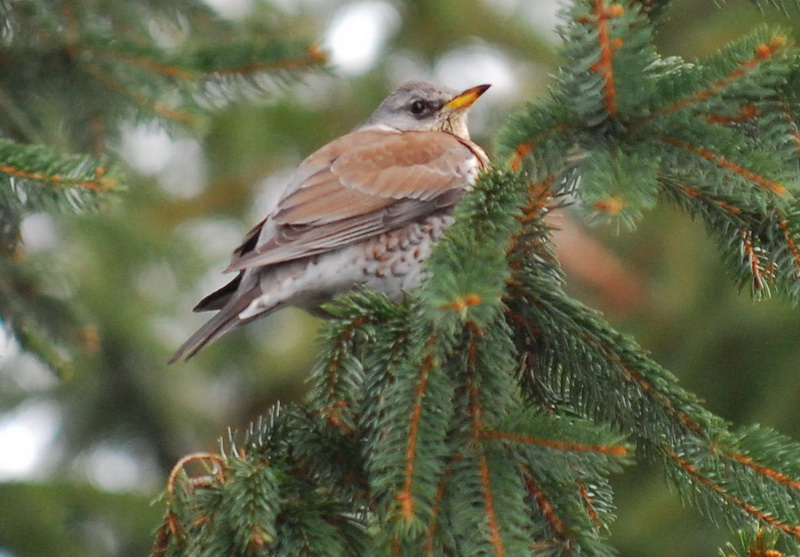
168, 285, 266, 364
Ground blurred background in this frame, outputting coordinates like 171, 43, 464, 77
1, 0, 799, 555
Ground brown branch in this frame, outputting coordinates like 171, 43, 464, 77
397, 336, 438, 522
510, 300, 708, 437
423, 455, 462, 554
590, 1, 625, 117
661, 136, 787, 195
707, 103, 759, 125
517, 176, 555, 224
211, 45, 327, 76
462, 322, 505, 556
593, 195, 625, 213
509, 143, 533, 172
650, 35, 788, 119
726, 450, 800, 492
159, 450, 228, 549
440, 293, 482, 312
674, 184, 744, 217
483, 429, 627, 456
84, 43, 326, 82
0, 162, 116, 191
82, 63, 193, 124
477, 446, 505, 556
470, 380, 505, 556
524, 468, 568, 542
668, 450, 800, 540
614, 351, 706, 435
318, 315, 366, 431
99, 51, 196, 79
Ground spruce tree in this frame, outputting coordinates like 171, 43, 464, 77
2, 0, 800, 555
151, 1, 800, 555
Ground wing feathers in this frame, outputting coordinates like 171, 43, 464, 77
276, 188, 387, 224
226, 192, 464, 271
193, 274, 242, 312
225, 128, 485, 273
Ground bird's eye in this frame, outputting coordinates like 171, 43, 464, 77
409, 100, 426, 115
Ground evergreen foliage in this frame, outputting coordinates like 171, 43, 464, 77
498, 18, 800, 303
0, 0, 323, 375
153, 0, 800, 555
3, 0, 800, 555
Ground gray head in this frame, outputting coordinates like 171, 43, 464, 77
361, 81, 490, 139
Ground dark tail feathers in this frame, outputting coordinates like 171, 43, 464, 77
168, 285, 264, 364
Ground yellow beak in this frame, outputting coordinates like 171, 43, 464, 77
443, 84, 491, 112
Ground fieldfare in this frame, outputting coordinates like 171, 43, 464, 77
170, 81, 490, 362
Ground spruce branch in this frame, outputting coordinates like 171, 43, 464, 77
0, 139, 119, 374
0, 139, 120, 214
646, 29, 792, 120
502, 170, 800, 549
153, 408, 370, 557
557, 0, 658, 126
497, 97, 578, 181
497, 18, 800, 301
0, 1, 325, 145
76, 38, 326, 115
0, 1, 324, 376
664, 443, 800, 545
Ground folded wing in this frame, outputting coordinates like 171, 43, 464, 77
225, 128, 486, 272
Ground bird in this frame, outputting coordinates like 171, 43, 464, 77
169, 81, 490, 363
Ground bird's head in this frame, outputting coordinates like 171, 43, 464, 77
362, 81, 490, 139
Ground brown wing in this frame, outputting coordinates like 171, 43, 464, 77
225, 128, 485, 272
